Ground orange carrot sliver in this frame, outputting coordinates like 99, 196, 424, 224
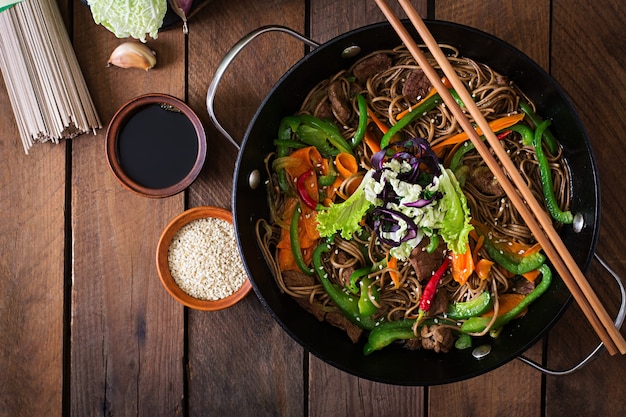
483, 293, 527, 318
451, 243, 474, 285
432, 113, 525, 154
472, 235, 485, 265
364, 130, 381, 154
335, 152, 359, 179
506, 241, 542, 257
475, 258, 494, 280
522, 268, 541, 282
367, 108, 389, 134
386, 252, 401, 288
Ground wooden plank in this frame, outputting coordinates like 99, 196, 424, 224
428, 2, 551, 416
69, 4, 186, 416
309, 355, 425, 416
427, 344, 543, 417
185, 1, 307, 415
435, 0, 550, 69
307, 2, 427, 416
545, 1, 626, 415
0, 0, 72, 415
309, 0, 427, 44
0, 71, 66, 417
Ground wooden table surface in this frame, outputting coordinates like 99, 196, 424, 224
2, 0, 625, 416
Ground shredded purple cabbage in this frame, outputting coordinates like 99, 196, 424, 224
371, 137, 441, 179
367, 137, 445, 246
368, 207, 418, 247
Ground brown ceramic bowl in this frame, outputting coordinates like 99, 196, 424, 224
105, 93, 207, 198
156, 206, 252, 310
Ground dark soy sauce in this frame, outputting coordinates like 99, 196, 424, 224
116, 104, 198, 189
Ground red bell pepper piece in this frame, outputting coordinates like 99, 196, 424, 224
296, 170, 318, 210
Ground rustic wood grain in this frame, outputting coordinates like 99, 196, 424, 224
69, 2, 186, 416
435, 0, 551, 69
0, 95, 66, 417
308, 355, 425, 417
0, 0, 71, 415
309, 0, 427, 44
185, 1, 307, 416
545, 1, 626, 415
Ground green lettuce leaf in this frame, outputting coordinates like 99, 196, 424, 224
88, 0, 167, 42
316, 170, 374, 240
436, 168, 473, 254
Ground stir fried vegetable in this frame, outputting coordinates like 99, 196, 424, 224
259, 47, 572, 356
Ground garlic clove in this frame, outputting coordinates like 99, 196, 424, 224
108, 42, 157, 71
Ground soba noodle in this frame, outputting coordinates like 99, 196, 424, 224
256, 44, 570, 353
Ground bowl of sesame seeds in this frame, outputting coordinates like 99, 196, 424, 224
156, 206, 251, 310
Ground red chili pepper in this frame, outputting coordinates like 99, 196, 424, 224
296, 170, 318, 210
496, 130, 512, 140
417, 255, 450, 322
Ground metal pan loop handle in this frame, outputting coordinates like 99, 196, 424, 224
517, 253, 626, 375
206, 25, 319, 149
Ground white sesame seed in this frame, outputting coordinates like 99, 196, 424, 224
167, 217, 247, 301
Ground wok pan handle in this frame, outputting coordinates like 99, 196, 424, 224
206, 25, 319, 149
517, 253, 626, 376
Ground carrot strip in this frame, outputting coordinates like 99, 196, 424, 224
431, 113, 525, 154
300, 204, 320, 241
483, 293, 527, 318
522, 269, 541, 282
472, 234, 484, 265
367, 107, 389, 134
283, 146, 324, 179
451, 243, 474, 285
475, 258, 494, 280
507, 241, 543, 257
364, 129, 381, 154
396, 87, 439, 120
335, 152, 359, 179
386, 252, 401, 288
278, 247, 298, 271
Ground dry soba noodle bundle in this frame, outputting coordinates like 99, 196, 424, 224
0, 0, 101, 153
257, 44, 571, 354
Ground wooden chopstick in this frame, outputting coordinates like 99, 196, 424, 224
375, 0, 626, 355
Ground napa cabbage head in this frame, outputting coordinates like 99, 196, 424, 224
88, 0, 167, 42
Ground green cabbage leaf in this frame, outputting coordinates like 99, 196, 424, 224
88, 0, 167, 42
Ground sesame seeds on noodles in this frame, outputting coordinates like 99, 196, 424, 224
168, 217, 247, 301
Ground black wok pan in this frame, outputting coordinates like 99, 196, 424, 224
208, 21, 603, 385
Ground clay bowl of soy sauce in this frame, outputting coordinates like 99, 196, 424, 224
106, 93, 207, 198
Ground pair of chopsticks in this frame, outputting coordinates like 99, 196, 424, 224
375, 0, 626, 355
